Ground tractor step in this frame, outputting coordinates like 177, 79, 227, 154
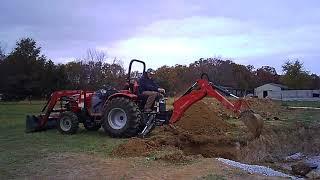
139, 114, 156, 138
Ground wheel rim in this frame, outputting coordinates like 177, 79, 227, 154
60, 117, 72, 131
108, 108, 127, 130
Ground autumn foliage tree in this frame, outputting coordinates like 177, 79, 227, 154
280, 60, 314, 89
256, 66, 280, 86
0, 38, 125, 100
0, 38, 319, 100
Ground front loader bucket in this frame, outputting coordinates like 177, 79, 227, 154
239, 110, 264, 138
25, 115, 42, 133
25, 115, 57, 133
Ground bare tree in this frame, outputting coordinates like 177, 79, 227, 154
112, 57, 124, 68
85, 48, 107, 62
0, 42, 7, 60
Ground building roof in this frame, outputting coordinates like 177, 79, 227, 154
256, 83, 289, 90
267, 83, 289, 89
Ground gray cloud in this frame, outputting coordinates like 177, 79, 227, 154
1, 0, 192, 58
0, 0, 319, 73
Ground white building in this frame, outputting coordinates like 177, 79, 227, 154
254, 83, 288, 99
254, 83, 320, 101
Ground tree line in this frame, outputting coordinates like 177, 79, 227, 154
0, 38, 319, 100
0, 38, 125, 100
155, 58, 320, 95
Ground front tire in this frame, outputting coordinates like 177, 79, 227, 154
57, 111, 79, 134
102, 97, 141, 137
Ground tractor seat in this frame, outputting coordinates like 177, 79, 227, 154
125, 79, 140, 95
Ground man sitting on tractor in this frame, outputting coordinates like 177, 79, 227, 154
139, 68, 165, 112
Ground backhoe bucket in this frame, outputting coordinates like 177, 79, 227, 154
239, 110, 264, 138
25, 115, 57, 133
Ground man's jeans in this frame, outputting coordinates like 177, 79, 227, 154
142, 91, 160, 111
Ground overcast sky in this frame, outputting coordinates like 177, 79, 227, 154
1, 0, 320, 74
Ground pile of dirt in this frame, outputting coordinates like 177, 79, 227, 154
205, 98, 283, 120
112, 98, 320, 165
175, 101, 234, 136
113, 100, 243, 161
152, 147, 198, 163
245, 98, 283, 119
112, 138, 159, 157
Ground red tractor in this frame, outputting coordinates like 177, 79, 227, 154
26, 59, 263, 138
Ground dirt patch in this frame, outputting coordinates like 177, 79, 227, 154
239, 124, 320, 163
113, 100, 243, 161
21, 152, 272, 180
151, 147, 198, 163
112, 98, 320, 166
112, 138, 159, 157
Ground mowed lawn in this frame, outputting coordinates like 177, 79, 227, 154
0, 101, 125, 179
282, 100, 320, 108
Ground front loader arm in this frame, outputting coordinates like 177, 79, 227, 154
39, 90, 83, 127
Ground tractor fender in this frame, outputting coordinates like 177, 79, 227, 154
104, 92, 138, 107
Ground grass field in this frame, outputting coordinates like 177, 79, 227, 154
281, 100, 320, 108
1, 100, 320, 179
0, 101, 125, 178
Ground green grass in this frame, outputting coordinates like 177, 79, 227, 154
281, 101, 320, 108
278, 101, 320, 126
0, 101, 125, 178
285, 110, 320, 126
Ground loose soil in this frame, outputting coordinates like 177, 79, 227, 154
113, 98, 320, 167
113, 100, 243, 160
20, 152, 282, 180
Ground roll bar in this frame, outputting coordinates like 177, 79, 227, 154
127, 59, 146, 82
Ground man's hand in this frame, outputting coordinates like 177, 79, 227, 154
158, 88, 165, 94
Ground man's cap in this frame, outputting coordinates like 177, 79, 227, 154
146, 68, 155, 75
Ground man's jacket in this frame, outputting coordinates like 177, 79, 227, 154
138, 74, 160, 94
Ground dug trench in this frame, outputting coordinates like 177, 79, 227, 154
112, 99, 320, 170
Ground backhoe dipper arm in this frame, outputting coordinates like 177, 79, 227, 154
169, 79, 246, 124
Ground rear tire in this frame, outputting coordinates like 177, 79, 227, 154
102, 97, 141, 137
57, 111, 79, 134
